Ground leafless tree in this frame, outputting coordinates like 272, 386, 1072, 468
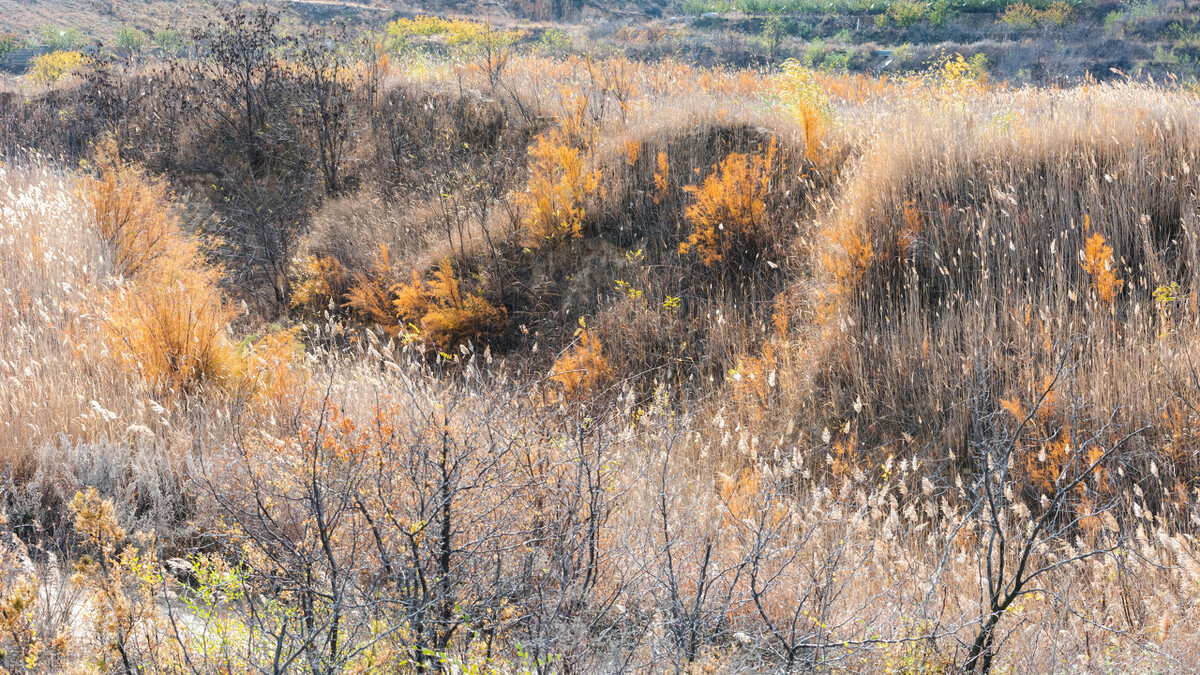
293, 24, 362, 197
955, 343, 1148, 674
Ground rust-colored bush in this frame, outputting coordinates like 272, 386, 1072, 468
341, 246, 509, 353
87, 146, 301, 396
81, 140, 193, 279
520, 133, 601, 246
1080, 227, 1123, 305
344, 244, 404, 334
392, 258, 507, 352
291, 255, 348, 314
679, 138, 778, 268
550, 324, 613, 398
105, 265, 241, 393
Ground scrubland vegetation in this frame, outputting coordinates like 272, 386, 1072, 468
7, 3, 1200, 673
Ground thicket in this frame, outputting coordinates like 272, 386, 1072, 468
7, 6, 1200, 673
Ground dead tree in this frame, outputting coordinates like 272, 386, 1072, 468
956, 344, 1147, 674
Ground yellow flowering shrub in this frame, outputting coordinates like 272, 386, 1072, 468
386, 16, 521, 55
29, 50, 86, 85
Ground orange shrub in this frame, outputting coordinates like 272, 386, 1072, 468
105, 259, 241, 394
556, 86, 593, 146
653, 151, 670, 203
1024, 432, 1074, 494
603, 58, 639, 123
820, 223, 874, 298
87, 145, 302, 396
728, 343, 781, 419
1080, 229, 1122, 304
344, 244, 404, 334
624, 140, 640, 166
391, 258, 507, 353
81, 140, 192, 279
291, 255, 347, 313
550, 325, 612, 399
236, 327, 306, 403
520, 133, 601, 246
717, 467, 762, 525
679, 138, 778, 268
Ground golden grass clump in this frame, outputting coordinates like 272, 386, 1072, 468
85, 148, 242, 394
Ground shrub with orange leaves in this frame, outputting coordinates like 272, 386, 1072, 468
555, 86, 594, 146
520, 133, 601, 245
105, 265, 242, 393
830, 431, 859, 478
290, 254, 347, 313
623, 140, 640, 166
770, 287, 804, 336
81, 139, 193, 279
107, 262, 305, 399
391, 258, 507, 353
1024, 431, 1074, 494
1001, 375, 1116, 502
236, 326, 306, 402
0, 533, 45, 671
716, 467, 762, 525
1080, 230, 1123, 304
85, 145, 245, 393
898, 200, 922, 253
68, 488, 176, 672
603, 57, 639, 124
344, 244, 403, 334
653, 151, 671, 204
679, 139, 778, 268
550, 323, 612, 399
1000, 375, 1060, 426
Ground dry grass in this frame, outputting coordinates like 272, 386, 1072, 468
785, 83, 1200, 485
0, 160, 147, 472
8, 37, 1200, 673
